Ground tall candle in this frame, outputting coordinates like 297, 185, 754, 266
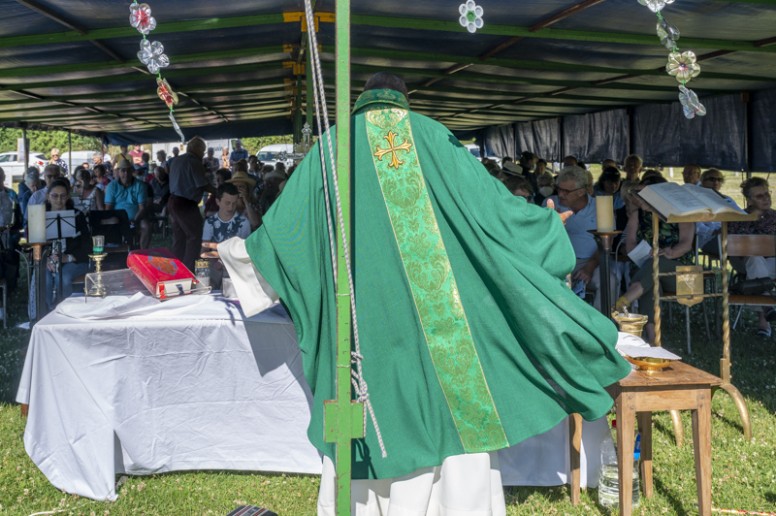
595, 195, 615, 233
28, 204, 46, 243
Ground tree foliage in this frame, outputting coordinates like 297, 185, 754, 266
0, 127, 102, 155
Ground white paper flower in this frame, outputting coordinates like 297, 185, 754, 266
458, 0, 484, 34
656, 19, 680, 50
678, 85, 707, 119
666, 51, 701, 83
138, 39, 169, 75
637, 0, 675, 13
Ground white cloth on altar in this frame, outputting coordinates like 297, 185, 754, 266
16, 294, 320, 501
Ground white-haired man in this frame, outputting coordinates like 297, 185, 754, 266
168, 136, 215, 270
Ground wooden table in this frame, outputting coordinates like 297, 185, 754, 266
603, 361, 722, 516
569, 362, 722, 516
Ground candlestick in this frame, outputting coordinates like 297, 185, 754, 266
28, 204, 46, 243
595, 195, 615, 233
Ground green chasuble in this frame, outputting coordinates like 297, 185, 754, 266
244, 88, 631, 480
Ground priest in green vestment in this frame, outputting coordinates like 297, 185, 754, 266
216, 72, 630, 512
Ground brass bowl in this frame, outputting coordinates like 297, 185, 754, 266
611, 312, 649, 337
625, 355, 674, 373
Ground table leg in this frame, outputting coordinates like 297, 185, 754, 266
637, 411, 653, 498
569, 413, 582, 505
616, 394, 635, 516
670, 409, 685, 446
692, 391, 713, 516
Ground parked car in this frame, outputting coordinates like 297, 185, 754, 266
257, 144, 295, 168
61, 151, 101, 173
0, 151, 47, 188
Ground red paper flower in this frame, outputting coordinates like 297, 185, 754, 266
156, 78, 178, 109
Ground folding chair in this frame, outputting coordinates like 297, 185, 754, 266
724, 234, 776, 330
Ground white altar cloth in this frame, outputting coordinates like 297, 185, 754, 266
17, 294, 608, 501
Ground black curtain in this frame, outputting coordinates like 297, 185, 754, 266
516, 118, 561, 162
633, 93, 746, 170
562, 109, 628, 165
751, 88, 776, 172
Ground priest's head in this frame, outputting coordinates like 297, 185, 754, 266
364, 72, 408, 100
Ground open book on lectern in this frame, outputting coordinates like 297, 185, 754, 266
637, 183, 754, 223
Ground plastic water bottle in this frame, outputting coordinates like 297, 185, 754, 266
598, 423, 640, 509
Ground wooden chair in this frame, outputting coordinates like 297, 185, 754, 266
724, 234, 776, 329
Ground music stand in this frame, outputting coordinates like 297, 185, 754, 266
45, 210, 78, 305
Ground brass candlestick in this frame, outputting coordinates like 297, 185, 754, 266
21, 241, 49, 322
87, 253, 108, 297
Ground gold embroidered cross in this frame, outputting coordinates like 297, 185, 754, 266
374, 131, 412, 169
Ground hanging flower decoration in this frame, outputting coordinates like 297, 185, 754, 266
169, 112, 185, 143
157, 78, 178, 109
129, 3, 156, 35
129, 1, 184, 141
656, 19, 680, 51
638, 1, 706, 120
666, 51, 701, 83
678, 85, 707, 119
637, 0, 675, 13
138, 39, 169, 75
458, 1, 484, 34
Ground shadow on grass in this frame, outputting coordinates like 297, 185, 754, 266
653, 476, 692, 516
504, 485, 569, 504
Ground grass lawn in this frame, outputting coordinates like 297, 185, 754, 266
1, 174, 774, 514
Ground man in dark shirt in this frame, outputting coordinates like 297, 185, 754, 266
168, 136, 215, 270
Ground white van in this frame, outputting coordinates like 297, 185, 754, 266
257, 144, 295, 168
61, 151, 102, 172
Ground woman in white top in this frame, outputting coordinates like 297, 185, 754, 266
72, 168, 105, 214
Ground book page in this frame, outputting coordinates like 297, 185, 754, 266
627, 239, 652, 268
682, 184, 747, 215
638, 182, 710, 218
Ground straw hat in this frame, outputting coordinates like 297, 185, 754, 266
227, 170, 257, 188
115, 158, 132, 170
502, 161, 523, 176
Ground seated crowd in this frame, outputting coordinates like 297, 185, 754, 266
1, 141, 772, 338
485, 151, 774, 341
0, 140, 293, 315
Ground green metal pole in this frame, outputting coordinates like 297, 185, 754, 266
322, 0, 363, 514
306, 49, 313, 130
293, 77, 302, 144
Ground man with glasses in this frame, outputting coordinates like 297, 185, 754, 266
25, 164, 62, 220
105, 159, 150, 248
545, 165, 611, 309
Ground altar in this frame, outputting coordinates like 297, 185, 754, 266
16, 293, 608, 501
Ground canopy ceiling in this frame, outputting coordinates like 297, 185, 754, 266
0, 0, 774, 142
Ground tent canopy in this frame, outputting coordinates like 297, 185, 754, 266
0, 0, 774, 160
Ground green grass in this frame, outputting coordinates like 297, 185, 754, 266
1, 227, 775, 515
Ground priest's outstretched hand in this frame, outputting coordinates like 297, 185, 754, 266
545, 198, 573, 225
201, 241, 219, 259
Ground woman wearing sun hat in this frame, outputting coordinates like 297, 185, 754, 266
226, 164, 261, 229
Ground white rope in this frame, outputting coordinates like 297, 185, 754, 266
303, 0, 387, 458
